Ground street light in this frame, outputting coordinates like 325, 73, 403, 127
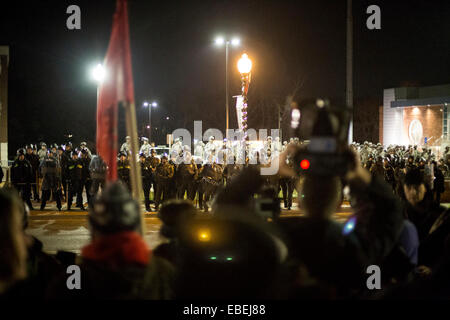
237, 53, 252, 74
143, 100, 158, 143
237, 53, 252, 141
91, 63, 105, 83
214, 36, 240, 134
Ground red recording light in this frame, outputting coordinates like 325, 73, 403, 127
300, 159, 310, 170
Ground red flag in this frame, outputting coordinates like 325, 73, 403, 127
96, 0, 135, 181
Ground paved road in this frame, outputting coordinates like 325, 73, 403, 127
27, 200, 353, 255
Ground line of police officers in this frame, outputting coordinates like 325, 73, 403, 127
10, 137, 301, 212
10, 142, 100, 211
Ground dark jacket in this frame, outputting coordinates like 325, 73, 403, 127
177, 160, 198, 180
140, 160, 152, 181
80, 156, 91, 181
25, 153, 40, 174
1, 237, 62, 299
66, 158, 83, 181
117, 160, 131, 182
280, 176, 404, 294
156, 162, 174, 182
11, 158, 33, 184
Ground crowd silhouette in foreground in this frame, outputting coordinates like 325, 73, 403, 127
1, 142, 450, 300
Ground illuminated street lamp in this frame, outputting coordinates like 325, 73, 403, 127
143, 101, 158, 142
237, 53, 252, 140
90, 63, 105, 111
214, 36, 240, 133
91, 63, 105, 83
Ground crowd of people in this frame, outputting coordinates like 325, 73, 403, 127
1, 135, 450, 300
351, 142, 449, 204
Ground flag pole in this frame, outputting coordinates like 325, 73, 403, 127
124, 101, 146, 235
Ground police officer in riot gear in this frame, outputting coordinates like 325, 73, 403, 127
117, 152, 131, 190
78, 149, 92, 209
40, 151, 62, 211
25, 144, 40, 201
147, 149, 160, 204
120, 136, 131, 155
176, 150, 198, 201
58, 145, 69, 201
66, 151, 84, 210
154, 155, 174, 210
140, 137, 151, 157
139, 153, 152, 211
89, 154, 107, 207
11, 149, 34, 209
200, 155, 223, 212
38, 142, 48, 161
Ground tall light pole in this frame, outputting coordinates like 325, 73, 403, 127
143, 101, 157, 143
215, 36, 240, 134
347, 0, 353, 143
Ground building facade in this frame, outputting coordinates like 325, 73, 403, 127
382, 83, 450, 155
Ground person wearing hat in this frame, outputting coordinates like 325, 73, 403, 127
194, 140, 205, 159
25, 145, 40, 201
66, 152, 84, 211
37, 143, 47, 162
11, 149, 34, 210
139, 153, 152, 212
140, 137, 151, 157
45, 182, 175, 299
154, 156, 174, 210
120, 136, 131, 155
204, 136, 216, 161
39, 152, 62, 211
170, 137, 183, 157
117, 152, 131, 191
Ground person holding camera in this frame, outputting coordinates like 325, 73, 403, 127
277, 144, 404, 296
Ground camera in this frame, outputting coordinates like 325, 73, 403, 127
291, 100, 355, 177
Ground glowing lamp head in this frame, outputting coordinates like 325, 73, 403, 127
231, 38, 240, 46
300, 159, 310, 170
237, 53, 252, 74
143, 101, 149, 107
91, 63, 105, 83
151, 102, 158, 107
215, 37, 225, 46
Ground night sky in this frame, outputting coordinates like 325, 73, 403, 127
1, 0, 450, 157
